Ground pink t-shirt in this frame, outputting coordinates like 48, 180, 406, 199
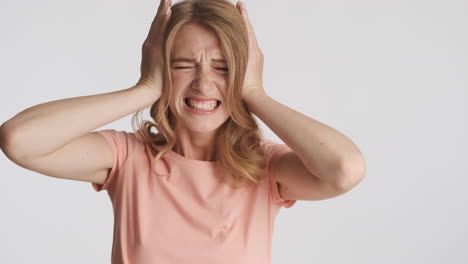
92, 129, 297, 264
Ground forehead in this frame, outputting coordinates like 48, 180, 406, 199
171, 23, 224, 58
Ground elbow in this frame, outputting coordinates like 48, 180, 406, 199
335, 154, 367, 192
0, 122, 12, 154
0, 121, 23, 162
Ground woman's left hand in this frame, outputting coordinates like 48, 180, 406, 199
237, 1, 266, 100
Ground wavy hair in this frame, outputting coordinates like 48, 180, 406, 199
131, 0, 266, 189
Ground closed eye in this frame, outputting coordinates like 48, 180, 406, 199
173, 66, 228, 72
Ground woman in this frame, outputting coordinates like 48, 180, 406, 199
0, 0, 366, 263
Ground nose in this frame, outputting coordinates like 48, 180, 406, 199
192, 66, 215, 93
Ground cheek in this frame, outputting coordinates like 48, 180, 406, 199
221, 78, 229, 96
169, 75, 190, 98
167, 79, 184, 115
213, 75, 229, 92
170, 73, 188, 86
218, 76, 228, 86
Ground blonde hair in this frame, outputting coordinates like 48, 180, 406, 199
132, 0, 266, 189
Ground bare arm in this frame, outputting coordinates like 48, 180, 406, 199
0, 0, 173, 160
0, 0, 172, 186
0, 85, 157, 160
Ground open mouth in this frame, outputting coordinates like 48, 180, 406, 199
184, 98, 221, 110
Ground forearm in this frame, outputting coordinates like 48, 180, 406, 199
1, 84, 157, 159
244, 90, 363, 185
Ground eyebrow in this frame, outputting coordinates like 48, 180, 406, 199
171, 57, 227, 63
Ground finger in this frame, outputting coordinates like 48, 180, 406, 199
161, 4, 172, 28
154, 0, 172, 28
146, 0, 172, 41
237, 1, 259, 45
237, 2, 253, 34
158, 0, 171, 12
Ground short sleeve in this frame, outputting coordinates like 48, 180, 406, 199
91, 129, 131, 192
262, 139, 297, 209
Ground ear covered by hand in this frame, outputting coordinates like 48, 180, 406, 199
136, 0, 173, 100
136, 0, 267, 102
236, 1, 266, 100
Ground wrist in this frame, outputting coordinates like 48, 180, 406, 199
132, 83, 162, 107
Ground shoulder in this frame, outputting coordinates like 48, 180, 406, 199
259, 138, 291, 159
259, 138, 279, 152
96, 129, 147, 154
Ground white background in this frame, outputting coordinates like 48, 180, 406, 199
1, 0, 467, 263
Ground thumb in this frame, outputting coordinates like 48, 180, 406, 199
237, 0, 245, 13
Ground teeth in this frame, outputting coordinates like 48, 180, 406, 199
187, 98, 218, 110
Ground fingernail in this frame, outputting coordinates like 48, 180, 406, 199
166, 7, 171, 15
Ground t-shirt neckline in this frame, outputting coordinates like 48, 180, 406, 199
153, 144, 218, 168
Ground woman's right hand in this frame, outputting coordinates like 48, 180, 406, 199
136, 0, 172, 100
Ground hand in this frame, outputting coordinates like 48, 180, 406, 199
136, 0, 172, 100
236, 1, 266, 100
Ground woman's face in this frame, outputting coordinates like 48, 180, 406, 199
168, 22, 230, 134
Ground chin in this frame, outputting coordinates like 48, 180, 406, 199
183, 122, 224, 134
